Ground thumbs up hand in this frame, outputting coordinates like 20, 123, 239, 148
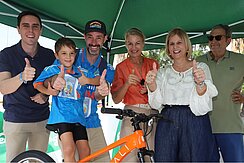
46, 82, 59, 96
127, 69, 140, 86
58, 64, 65, 78
96, 69, 109, 97
22, 58, 36, 83
192, 60, 205, 85
145, 62, 158, 92
53, 65, 66, 91
146, 62, 157, 84
78, 71, 89, 86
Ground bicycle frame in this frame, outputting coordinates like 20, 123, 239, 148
79, 129, 146, 162
11, 108, 158, 163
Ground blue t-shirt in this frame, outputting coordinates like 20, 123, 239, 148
0, 41, 55, 123
75, 48, 115, 128
33, 63, 86, 127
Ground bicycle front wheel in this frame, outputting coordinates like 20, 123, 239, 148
11, 150, 55, 163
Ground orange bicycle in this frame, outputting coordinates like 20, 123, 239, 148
11, 107, 164, 163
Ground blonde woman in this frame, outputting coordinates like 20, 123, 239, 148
111, 28, 159, 162
146, 28, 218, 162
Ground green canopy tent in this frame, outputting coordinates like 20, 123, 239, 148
0, 0, 244, 59
0, 1, 244, 161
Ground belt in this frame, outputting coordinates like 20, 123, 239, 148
131, 104, 151, 109
163, 105, 189, 108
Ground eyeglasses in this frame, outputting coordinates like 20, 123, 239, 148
207, 35, 225, 41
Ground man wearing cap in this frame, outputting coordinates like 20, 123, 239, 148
52, 20, 114, 162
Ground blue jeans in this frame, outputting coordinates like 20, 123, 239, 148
154, 105, 218, 162
213, 133, 244, 162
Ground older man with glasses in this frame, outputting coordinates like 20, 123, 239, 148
197, 24, 244, 162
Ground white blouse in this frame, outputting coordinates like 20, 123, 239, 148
148, 62, 218, 116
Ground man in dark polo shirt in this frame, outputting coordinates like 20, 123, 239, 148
0, 11, 55, 162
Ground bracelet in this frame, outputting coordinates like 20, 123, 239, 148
196, 81, 205, 90
19, 72, 27, 84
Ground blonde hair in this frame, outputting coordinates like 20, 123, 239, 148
125, 27, 145, 43
165, 27, 192, 59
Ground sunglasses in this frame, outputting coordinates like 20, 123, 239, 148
207, 35, 225, 41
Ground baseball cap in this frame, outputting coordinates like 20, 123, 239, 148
85, 20, 106, 35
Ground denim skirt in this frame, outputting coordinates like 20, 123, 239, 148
154, 105, 218, 162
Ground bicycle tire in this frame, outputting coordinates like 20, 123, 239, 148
11, 150, 55, 163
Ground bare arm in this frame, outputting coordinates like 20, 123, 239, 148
0, 58, 36, 95
231, 90, 244, 104
87, 76, 100, 85
112, 69, 140, 104
43, 75, 56, 88
0, 72, 23, 95
30, 93, 49, 104
78, 71, 100, 86
112, 82, 130, 104
35, 82, 59, 96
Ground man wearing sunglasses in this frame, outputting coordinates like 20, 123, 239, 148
198, 24, 244, 162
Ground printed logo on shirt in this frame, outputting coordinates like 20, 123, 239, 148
83, 97, 92, 117
58, 74, 78, 100
229, 66, 235, 70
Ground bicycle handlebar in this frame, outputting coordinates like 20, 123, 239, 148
101, 107, 165, 122
101, 107, 170, 135
101, 107, 123, 115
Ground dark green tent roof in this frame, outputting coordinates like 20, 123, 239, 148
1, 0, 244, 55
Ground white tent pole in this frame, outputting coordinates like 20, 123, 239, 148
66, 36, 84, 40
65, 23, 84, 36
0, 0, 21, 12
0, 1, 84, 39
229, 19, 244, 27
42, 24, 64, 37
0, 1, 64, 37
107, 0, 126, 62
0, 12, 17, 17
189, 33, 204, 39
233, 32, 244, 35
34, 19, 84, 36
146, 33, 168, 41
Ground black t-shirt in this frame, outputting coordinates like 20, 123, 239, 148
0, 41, 55, 122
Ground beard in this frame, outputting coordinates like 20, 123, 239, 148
87, 44, 101, 56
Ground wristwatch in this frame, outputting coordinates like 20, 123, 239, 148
19, 72, 27, 84
197, 81, 205, 90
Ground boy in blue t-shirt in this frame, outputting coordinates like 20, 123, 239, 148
33, 37, 91, 162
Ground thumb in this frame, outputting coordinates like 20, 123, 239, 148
25, 58, 31, 67
80, 71, 85, 77
58, 65, 65, 78
131, 69, 135, 74
100, 69, 107, 85
192, 60, 197, 71
47, 81, 52, 89
152, 62, 157, 73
